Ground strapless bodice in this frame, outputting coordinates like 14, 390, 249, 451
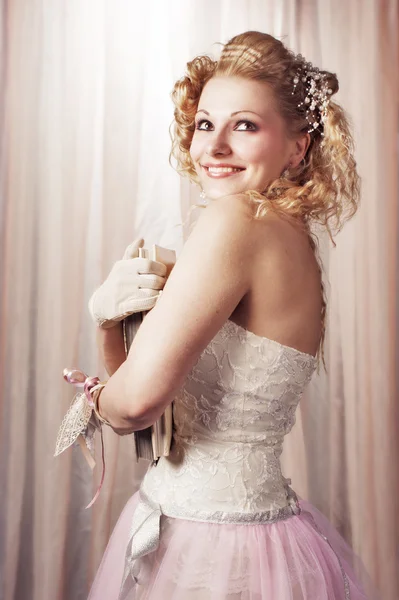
108, 322, 353, 600
140, 319, 317, 522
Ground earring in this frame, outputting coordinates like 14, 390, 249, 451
199, 189, 208, 205
281, 164, 291, 179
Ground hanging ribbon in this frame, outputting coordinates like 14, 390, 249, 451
54, 368, 107, 509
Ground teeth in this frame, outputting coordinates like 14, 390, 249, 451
207, 166, 243, 173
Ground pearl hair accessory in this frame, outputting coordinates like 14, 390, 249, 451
292, 55, 333, 135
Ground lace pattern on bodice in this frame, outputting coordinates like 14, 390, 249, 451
141, 319, 317, 520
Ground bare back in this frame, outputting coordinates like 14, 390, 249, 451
230, 213, 323, 358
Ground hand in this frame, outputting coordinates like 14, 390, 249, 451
88, 238, 167, 329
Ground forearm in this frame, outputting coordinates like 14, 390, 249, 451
96, 323, 127, 376
96, 358, 160, 433
95, 325, 138, 432
95, 323, 160, 433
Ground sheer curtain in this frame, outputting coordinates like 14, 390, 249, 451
0, 1, 397, 599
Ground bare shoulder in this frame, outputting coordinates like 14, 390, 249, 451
192, 195, 310, 264
197, 194, 288, 240
199, 194, 255, 228
189, 194, 260, 256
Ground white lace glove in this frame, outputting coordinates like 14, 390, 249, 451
88, 238, 167, 329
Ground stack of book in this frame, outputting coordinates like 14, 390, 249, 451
123, 244, 176, 464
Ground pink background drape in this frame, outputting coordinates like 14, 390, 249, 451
0, 1, 397, 599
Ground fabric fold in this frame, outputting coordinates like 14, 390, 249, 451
118, 491, 162, 600
117, 485, 352, 599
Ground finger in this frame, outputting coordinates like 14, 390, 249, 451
122, 238, 145, 260
137, 273, 166, 290
126, 288, 159, 302
121, 290, 159, 311
110, 257, 167, 279
136, 259, 167, 277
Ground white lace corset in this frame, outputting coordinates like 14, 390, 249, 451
140, 319, 317, 523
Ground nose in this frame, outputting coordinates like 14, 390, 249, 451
205, 130, 232, 157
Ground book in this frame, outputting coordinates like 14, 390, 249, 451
122, 244, 176, 464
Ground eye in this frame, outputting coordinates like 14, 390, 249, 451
194, 119, 258, 132
195, 119, 213, 131
235, 120, 257, 131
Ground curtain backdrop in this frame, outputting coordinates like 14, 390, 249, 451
0, 1, 397, 599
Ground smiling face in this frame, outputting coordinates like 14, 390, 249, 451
190, 76, 308, 200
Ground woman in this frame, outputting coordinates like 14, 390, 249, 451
86, 31, 376, 599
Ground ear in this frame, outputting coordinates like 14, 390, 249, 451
288, 133, 311, 168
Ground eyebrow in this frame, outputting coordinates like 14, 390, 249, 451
196, 109, 262, 118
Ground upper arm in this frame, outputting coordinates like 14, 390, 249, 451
122, 195, 262, 421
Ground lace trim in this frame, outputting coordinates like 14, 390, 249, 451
225, 319, 318, 363
159, 485, 301, 525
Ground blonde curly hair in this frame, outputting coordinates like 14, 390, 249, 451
170, 31, 361, 372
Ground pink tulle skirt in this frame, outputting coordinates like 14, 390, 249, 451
88, 491, 379, 599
